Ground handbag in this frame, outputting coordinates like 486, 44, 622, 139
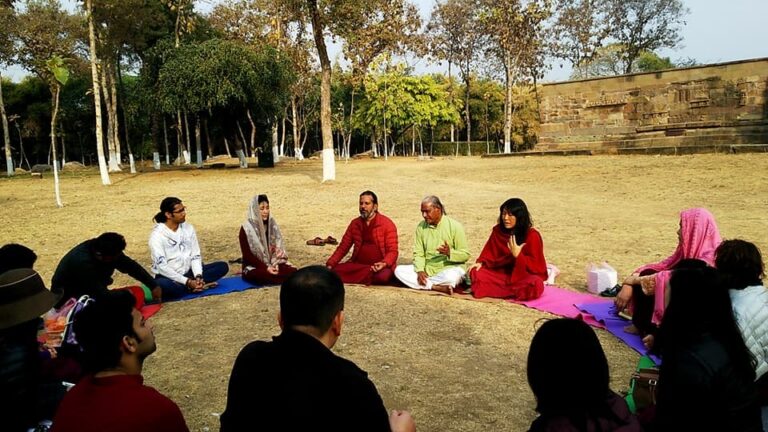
630, 367, 660, 410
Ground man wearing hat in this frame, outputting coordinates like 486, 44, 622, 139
0, 268, 61, 432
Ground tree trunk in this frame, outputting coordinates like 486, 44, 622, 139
152, 113, 161, 169
115, 59, 135, 173
271, 119, 279, 162
109, 62, 122, 164
465, 74, 471, 156
308, 0, 335, 181
163, 116, 170, 165
0, 74, 12, 176
203, 116, 214, 158
236, 121, 249, 158
345, 88, 355, 161
183, 111, 192, 163
86, 0, 110, 185
101, 64, 121, 172
503, 52, 513, 154
246, 109, 257, 155
280, 114, 286, 157
15, 123, 30, 170
291, 97, 303, 160
194, 114, 202, 167
448, 61, 454, 143
50, 84, 63, 208
60, 128, 66, 166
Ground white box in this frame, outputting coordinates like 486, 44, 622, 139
586, 262, 618, 295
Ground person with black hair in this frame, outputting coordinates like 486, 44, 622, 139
51, 290, 188, 432
0, 243, 38, 274
221, 266, 415, 432
655, 267, 762, 431
326, 190, 399, 285
527, 318, 641, 431
149, 197, 228, 299
467, 198, 548, 300
52, 232, 161, 306
239, 193, 297, 285
716, 239, 768, 429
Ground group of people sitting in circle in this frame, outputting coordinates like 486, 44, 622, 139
242, 191, 549, 300
1, 192, 767, 431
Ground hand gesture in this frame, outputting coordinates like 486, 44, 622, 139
151, 286, 163, 303
371, 262, 386, 272
186, 277, 204, 292
417, 271, 429, 286
437, 241, 451, 256
508, 235, 525, 258
470, 262, 483, 272
267, 264, 279, 275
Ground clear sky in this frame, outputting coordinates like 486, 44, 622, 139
5, 0, 767, 83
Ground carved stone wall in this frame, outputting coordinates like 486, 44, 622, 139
538, 58, 768, 153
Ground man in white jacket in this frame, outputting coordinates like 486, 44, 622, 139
149, 197, 228, 299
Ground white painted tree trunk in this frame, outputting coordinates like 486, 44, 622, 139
235, 149, 247, 168
280, 115, 286, 157
271, 121, 279, 162
51, 85, 63, 208
1, 75, 13, 176
129, 154, 136, 173
291, 98, 303, 160
195, 115, 202, 168
86, 0, 110, 185
183, 112, 192, 164
163, 116, 170, 165
153, 152, 161, 170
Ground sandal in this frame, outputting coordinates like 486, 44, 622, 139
306, 237, 326, 246
600, 284, 622, 297
324, 236, 338, 245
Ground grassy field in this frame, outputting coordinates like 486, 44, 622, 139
2, 154, 766, 431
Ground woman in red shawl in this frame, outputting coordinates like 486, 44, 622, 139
239, 194, 297, 285
468, 198, 548, 300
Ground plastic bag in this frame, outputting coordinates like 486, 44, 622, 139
586, 262, 617, 295
44, 298, 76, 347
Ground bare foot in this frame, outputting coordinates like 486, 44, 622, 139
642, 334, 655, 350
624, 324, 640, 335
431, 284, 453, 295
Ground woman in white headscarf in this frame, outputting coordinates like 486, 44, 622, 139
238, 194, 296, 285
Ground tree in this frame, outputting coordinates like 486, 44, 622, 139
606, 0, 688, 75
427, 0, 485, 156
356, 65, 459, 156
550, 0, 612, 77
14, 0, 82, 204
573, 43, 689, 78
0, 4, 15, 176
480, 0, 552, 153
83, 0, 111, 184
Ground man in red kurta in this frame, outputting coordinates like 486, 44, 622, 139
326, 191, 399, 285
468, 224, 548, 300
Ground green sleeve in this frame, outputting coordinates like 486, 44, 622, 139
412, 224, 426, 272
448, 220, 470, 264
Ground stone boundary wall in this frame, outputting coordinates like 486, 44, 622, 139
537, 58, 768, 153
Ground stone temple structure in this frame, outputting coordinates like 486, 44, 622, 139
536, 57, 768, 154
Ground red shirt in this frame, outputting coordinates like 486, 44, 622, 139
52, 374, 189, 432
326, 213, 399, 268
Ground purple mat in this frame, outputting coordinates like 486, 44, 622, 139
509, 285, 611, 328
172, 275, 264, 302
576, 301, 661, 363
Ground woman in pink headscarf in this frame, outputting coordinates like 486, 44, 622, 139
615, 208, 722, 343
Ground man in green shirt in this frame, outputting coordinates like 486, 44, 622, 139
394, 196, 470, 294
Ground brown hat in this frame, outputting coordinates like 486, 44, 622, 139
0, 268, 59, 330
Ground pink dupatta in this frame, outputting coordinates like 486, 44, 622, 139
635, 208, 722, 324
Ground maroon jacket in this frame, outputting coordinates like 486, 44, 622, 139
326, 213, 399, 269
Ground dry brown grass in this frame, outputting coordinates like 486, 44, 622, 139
2, 154, 767, 431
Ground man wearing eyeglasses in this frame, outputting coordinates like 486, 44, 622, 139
52, 232, 161, 306
149, 197, 228, 300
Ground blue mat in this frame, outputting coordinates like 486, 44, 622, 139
171, 276, 264, 302
576, 301, 661, 364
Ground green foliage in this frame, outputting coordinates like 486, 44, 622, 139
356, 65, 459, 140
46, 56, 69, 85
156, 39, 295, 118
635, 51, 675, 72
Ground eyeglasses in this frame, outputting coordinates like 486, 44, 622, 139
172, 207, 187, 214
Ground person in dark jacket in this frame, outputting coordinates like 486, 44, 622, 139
527, 318, 642, 432
52, 232, 161, 305
221, 266, 415, 432
655, 267, 762, 432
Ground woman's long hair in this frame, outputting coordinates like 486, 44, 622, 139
498, 198, 533, 243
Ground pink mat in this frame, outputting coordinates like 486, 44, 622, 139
507, 284, 612, 328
